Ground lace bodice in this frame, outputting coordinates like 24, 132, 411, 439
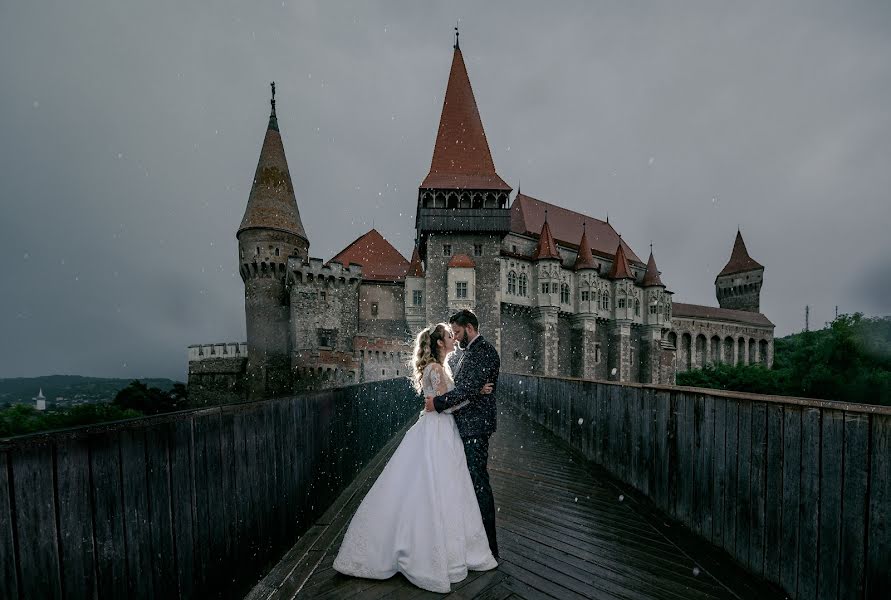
422, 363, 454, 397
422, 363, 468, 414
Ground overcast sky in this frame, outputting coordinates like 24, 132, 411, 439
2, 1, 889, 381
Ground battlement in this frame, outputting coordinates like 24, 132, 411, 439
187, 342, 248, 362
287, 256, 363, 284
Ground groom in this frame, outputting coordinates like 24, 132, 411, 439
425, 308, 500, 559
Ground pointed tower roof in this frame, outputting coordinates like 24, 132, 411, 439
330, 229, 410, 282
607, 242, 634, 280
407, 245, 424, 277
237, 83, 308, 243
420, 44, 511, 191
36, 388, 45, 399
641, 248, 666, 287
573, 223, 597, 270
717, 230, 763, 277
532, 214, 561, 261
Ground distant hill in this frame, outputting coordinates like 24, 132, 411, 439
0, 375, 182, 406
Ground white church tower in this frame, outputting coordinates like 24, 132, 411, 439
34, 388, 46, 411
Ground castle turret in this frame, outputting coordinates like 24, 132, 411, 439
715, 229, 764, 312
571, 224, 599, 379
404, 245, 426, 335
415, 34, 512, 351
607, 242, 635, 381
640, 248, 671, 384
237, 83, 309, 399
531, 215, 562, 375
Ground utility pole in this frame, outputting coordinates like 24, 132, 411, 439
805, 305, 810, 332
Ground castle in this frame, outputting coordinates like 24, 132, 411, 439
187, 42, 774, 404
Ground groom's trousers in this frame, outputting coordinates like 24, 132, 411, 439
462, 434, 499, 558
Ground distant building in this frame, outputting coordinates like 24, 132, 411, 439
188, 41, 774, 403
33, 388, 46, 411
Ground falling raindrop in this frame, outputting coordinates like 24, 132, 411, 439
574, 497, 578, 502
618, 494, 624, 502
693, 567, 701, 576
577, 418, 584, 425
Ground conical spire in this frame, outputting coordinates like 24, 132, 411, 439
420, 43, 511, 191
607, 242, 634, 280
407, 244, 424, 277
717, 229, 763, 277
573, 223, 597, 270
533, 212, 561, 260
237, 83, 308, 243
641, 247, 665, 287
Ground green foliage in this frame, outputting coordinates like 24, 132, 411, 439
0, 403, 143, 438
113, 380, 187, 415
677, 313, 891, 406
0, 379, 189, 438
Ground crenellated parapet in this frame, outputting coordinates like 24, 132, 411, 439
188, 342, 248, 362
287, 256, 363, 286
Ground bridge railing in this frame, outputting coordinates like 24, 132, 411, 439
499, 373, 890, 600
0, 377, 420, 600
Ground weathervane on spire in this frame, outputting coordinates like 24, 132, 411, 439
454, 22, 460, 49
270, 81, 277, 116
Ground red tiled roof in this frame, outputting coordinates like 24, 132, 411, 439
238, 112, 308, 241
573, 225, 597, 270
672, 302, 774, 327
448, 253, 476, 268
329, 229, 410, 282
420, 46, 511, 191
510, 193, 643, 264
407, 246, 424, 277
607, 243, 634, 280
717, 230, 763, 277
532, 219, 561, 260
641, 251, 665, 287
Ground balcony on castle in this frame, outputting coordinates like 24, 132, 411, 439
417, 207, 512, 234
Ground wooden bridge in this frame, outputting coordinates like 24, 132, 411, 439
0, 375, 887, 600
249, 403, 784, 599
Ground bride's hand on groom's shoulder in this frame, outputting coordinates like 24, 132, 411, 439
480, 382, 494, 395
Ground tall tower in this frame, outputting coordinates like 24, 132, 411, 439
237, 83, 309, 399
715, 230, 764, 312
415, 34, 512, 347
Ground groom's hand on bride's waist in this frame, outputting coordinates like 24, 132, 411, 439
424, 396, 435, 412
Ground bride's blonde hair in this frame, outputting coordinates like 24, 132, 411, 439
410, 323, 450, 394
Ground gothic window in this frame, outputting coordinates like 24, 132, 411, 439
551, 282, 559, 294
541, 282, 549, 294
443, 244, 452, 256
456, 281, 468, 299
581, 290, 589, 302
519, 273, 528, 297
603, 293, 610, 310
664, 304, 671, 319
560, 283, 570, 304
412, 290, 423, 306
474, 244, 483, 257
635, 299, 640, 316
275, 247, 280, 256
596, 292, 601, 310
650, 303, 658, 315
320, 291, 326, 303
371, 302, 379, 316
507, 271, 517, 295
618, 297, 626, 309
317, 328, 336, 349
595, 344, 601, 363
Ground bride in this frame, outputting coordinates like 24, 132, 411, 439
332, 322, 499, 593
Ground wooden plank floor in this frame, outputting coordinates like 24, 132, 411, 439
247, 404, 785, 599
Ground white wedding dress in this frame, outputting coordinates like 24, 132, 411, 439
332, 362, 498, 593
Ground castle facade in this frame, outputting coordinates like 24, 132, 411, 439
187, 43, 774, 404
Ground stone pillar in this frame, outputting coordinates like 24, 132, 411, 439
570, 314, 598, 380
608, 319, 632, 382
640, 325, 663, 384
532, 306, 559, 376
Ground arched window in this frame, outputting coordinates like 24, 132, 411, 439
560, 283, 570, 304
618, 296, 626, 309
596, 291, 602, 310
518, 273, 528, 297
602, 292, 610, 310
634, 298, 640, 316
507, 271, 517, 295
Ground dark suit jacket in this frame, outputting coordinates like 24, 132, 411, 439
433, 335, 500, 439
